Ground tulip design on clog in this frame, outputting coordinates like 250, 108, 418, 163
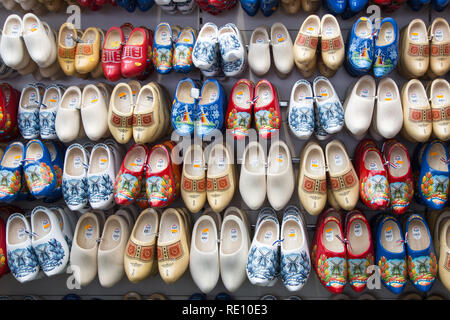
375, 215, 407, 294
23, 139, 57, 199
114, 144, 149, 205
171, 78, 201, 136
173, 27, 196, 74
419, 141, 449, 209
0, 142, 25, 203
225, 79, 254, 139
153, 22, 173, 74
145, 144, 178, 208
373, 18, 399, 78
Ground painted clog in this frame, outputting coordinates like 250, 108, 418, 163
226, 79, 254, 139
346, 17, 374, 76
429, 18, 449, 77
288, 80, 314, 140
192, 22, 220, 77
375, 214, 407, 294
173, 27, 196, 73
102, 26, 124, 82
171, 78, 200, 137
293, 15, 320, 76
399, 19, 429, 78
62, 144, 89, 211
254, 79, 281, 139
438, 218, 450, 291
43, 141, 64, 202
18, 83, 43, 140
428, 78, 450, 141
153, 23, 173, 74
108, 83, 134, 144
121, 27, 150, 78
0, 142, 24, 203
181, 144, 206, 213
373, 17, 398, 78
313, 76, 344, 134
195, 79, 227, 138
405, 214, 437, 292
23, 139, 57, 199
218, 23, 247, 77
320, 15, 345, 72
75, 27, 102, 75
311, 208, 347, 293
419, 141, 449, 209
40, 85, 64, 140
382, 139, 413, 215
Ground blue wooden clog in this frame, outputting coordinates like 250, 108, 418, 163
171, 78, 201, 136
345, 17, 374, 76
239, 0, 259, 16
0, 141, 25, 203
373, 17, 398, 78
43, 141, 65, 203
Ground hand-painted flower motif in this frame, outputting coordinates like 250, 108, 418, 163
407, 253, 437, 288
114, 173, 140, 204
378, 256, 407, 289
348, 253, 374, 290
146, 175, 174, 207
420, 172, 449, 206
316, 254, 347, 291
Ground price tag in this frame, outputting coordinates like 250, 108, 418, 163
325, 228, 334, 242
112, 227, 121, 241
201, 228, 209, 243
99, 157, 108, 169
354, 223, 362, 237
171, 224, 178, 234
412, 226, 421, 240
264, 231, 273, 241
385, 226, 393, 242
143, 224, 152, 236
74, 156, 82, 169
230, 228, 238, 242
85, 224, 93, 239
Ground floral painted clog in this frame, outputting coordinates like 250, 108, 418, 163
254, 79, 281, 139
225, 79, 254, 140
173, 27, 196, 74
311, 208, 347, 294
114, 144, 149, 205
404, 213, 437, 292
313, 76, 344, 135
43, 141, 64, 202
0, 142, 24, 203
23, 139, 56, 199
356, 139, 391, 210
171, 78, 201, 136
419, 141, 449, 209
373, 17, 398, 78
345, 17, 374, 77
195, 79, 227, 138
345, 210, 374, 292
153, 22, 173, 74
375, 214, 407, 294
382, 139, 413, 215
145, 144, 178, 207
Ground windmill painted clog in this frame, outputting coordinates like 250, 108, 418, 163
225, 79, 254, 140
62, 143, 89, 211
192, 22, 220, 77
404, 213, 437, 292
373, 17, 398, 78
345, 210, 374, 292
18, 83, 43, 140
171, 78, 200, 137
153, 22, 173, 74
254, 79, 281, 139
288, 80, 314, 140
311, 208, 347, 294
313, 76, 344, 135
375, 215, 407, 294
195, 79, 227, 138
23, 139, 57, 199
345, 17, 374, 77
0, 142, 24, 203
419, 141, 449, 209
173, 27, 196, 74
114, 144, 149, 205
39, 85, 64, 140
382, 140, 413, 215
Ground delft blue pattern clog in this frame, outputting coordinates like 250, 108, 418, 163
407, 0, 422, 10
404, 214, 437, 292
375, 215, 407, 294
0, 141, 25, 203
218, 24, 247, 77
23, 140, 57, 199
43, 141, 65, 203
288, 80, 315, 140
173, 27, 196, 74
246, 208, 281, 286
171, 78, 201, 136
239, 0, 259, 15
192, 22, 220, 77
346, 17, 374, 76
419, 141, 449, 209
260, 0, 279, 16
326, 0, 347, 14
18, 83, 45, 140
373, 18, 399, 78
39, 85, 65, 140
195, 79, 227, 138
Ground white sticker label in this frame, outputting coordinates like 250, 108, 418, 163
171, 224, 178, 234
17, 227, 25, 240
11, 24, 20, 36
412, 226, 421, 240
410, 92, 418, 104
320, 87, 328, 98
384, 28, 394, 43
42, 219, 50, 232
325, 229, 334, 242
156, 158, 165, 170
68, 97, 79, 109
209, 92, 217, 103
276, 33, 285, 43
262, 90, 271, 103
235, 91, 244, 103
191, 88, 200, 99
264, 231, 273, 241
324, 25, 334, 37
85, 225, 93, 239
385, 227, 393, 242
193, 159, 203, 171
201, 228, 209, 243
135, 158, 144, 166
217, 157, 226, 169
74, 156, 82, 169
29, 91, 37, 104
306, 26, 315, 34
161, 31, 169, 42
384, 91, 393, 101
12, 155, 21, 167
435, 29, 443, 42
65, 34, 74, 47
90, 95, 98, 104
436, 92, 446, 104
394, 155, 403, 168
112, 227, 121, 241
230, 228, 238, 242
288, 228, 297, 240
360, 88, 369, 98
354, 223, 362, 237
369, 162, 378, 170
334, 154, 343, 166
277, 153, 284, 165
49, 95, 59, 107
143, 224, 152, 236
29, 23, 38, 33
410, 32, 419, 41
99, 157, 108, 169
311, 159, 320, 170
256, 37, 264, 43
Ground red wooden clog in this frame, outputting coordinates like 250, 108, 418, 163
102, 27, 124, 82
225, 79, 254, 140
254, 79, 281, 139
121, 27, 149, 79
